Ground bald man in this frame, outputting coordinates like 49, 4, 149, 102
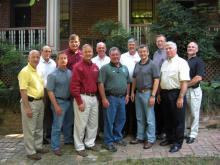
185, 42, 205, 144
18, 50, 49, 160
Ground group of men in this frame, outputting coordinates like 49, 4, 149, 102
18, 33, 205, 160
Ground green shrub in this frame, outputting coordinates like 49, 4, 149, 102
0, 41, 25, 106
92, 19, 131, 53
200, 81, 220, 113
150, 0, 219, 60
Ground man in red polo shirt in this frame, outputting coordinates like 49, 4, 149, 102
64, 34, 82, 71
70, 44, 99, 157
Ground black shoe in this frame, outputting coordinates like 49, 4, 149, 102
43, 138, 50, 144
169, 145, 181, 153
115, 140, 127, 146
186, 137, 195, 144
157, 133, 166, 140
102, 144, 117, 152
130, 138, 144, 144
160, 140, 172, 146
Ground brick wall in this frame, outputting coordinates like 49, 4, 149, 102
31, 0, 46, 27
0, 1, 10, 28
71, 0, 118, 38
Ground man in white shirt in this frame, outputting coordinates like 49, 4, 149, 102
37, 45, 56, 144
120, 38, 140, 137
92, 42, 110, 69
158, 41, 190, 153
92, 42, 110, 136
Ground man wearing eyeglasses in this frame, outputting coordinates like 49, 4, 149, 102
37, 45, 56, 144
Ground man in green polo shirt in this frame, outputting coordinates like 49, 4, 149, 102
18, 50, 48, 160
98, 47, 130, 152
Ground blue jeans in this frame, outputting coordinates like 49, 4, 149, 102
135, 91, 156, 143
103, 96, 126, 145
51, 99, 74, 150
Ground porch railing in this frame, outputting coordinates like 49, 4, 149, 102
129, 24, 151, 45
129, 24, 220, 45
0, 27, 46, 51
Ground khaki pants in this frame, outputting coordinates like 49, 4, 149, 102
186, 87, 202, 138
74, 94, 98, 151
21, 100, 44, 155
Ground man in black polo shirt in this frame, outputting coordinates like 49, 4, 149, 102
185, 42, 205, 144
130, 44, 160, 149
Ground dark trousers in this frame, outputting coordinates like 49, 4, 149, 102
98, 96, 104, 133
160, 89, 186, 147
43, 89, 53, 139
123, 99, 136, 137
155, 98, 165, 135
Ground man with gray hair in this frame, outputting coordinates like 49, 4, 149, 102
120, 38, 140, 136
158, 41, 190, 153
99, 47, 130, 152
18, 50, 49, 160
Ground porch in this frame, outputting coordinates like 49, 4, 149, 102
0, 24, 220, 52
0, 27, 46, 52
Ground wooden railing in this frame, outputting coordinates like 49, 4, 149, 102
129, 24, 220, 45
0, 27, 46, 51
208, 25, 220, 32
129, 24, 151, 45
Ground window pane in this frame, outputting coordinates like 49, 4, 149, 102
60, 0, 70, 39
130, 0, 153, 24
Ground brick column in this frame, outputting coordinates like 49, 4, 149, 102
118, 0, 129, 31
46, 0, 60, 52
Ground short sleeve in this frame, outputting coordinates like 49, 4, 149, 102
46, 73, 56, 92
18, 70, 29, 90
179, 60, 190, 81
152, 63, 160, 79
196, 58, 205, 78
98, 66, 106, 83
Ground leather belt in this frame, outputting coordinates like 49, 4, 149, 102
137, 88, 151, 93
28, 96, 43, 102
56, 97, 71, 100
81, 93, 96, 96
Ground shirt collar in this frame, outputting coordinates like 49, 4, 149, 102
40, 56, 53, 64
27, 63, 36, 72
139, 58, 150, 65
110, 62, 122, 68
168, 54, 178, 62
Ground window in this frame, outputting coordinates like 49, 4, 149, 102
130, 0, 154, 24
60, 0, 70, 39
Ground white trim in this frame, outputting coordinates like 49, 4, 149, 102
46, 0, 60, 52
118, 0, 129, 31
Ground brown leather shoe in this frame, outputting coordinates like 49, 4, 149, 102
86, 145, 99, 152
36, 148, 49, 154
77, 150, 88, 157
143, 141, 153, 149
27, 153, 41, 160
53, 149, 62, 156
130, 138, 144, 144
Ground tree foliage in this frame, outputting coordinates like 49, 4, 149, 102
92, 19, 131, 53
150, 0, 218, 60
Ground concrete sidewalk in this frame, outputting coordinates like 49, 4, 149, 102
0, 128, 220, 165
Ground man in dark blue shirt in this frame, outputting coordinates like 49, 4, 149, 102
185, 42, 205, 144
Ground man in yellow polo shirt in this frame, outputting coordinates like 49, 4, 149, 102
18, 50, 49, 160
